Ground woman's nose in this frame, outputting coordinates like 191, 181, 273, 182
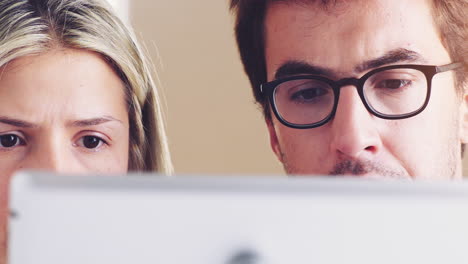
21, 135, 80, 173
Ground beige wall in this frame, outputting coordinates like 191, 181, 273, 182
131, 1, 283, 174
130, 1, 468, 177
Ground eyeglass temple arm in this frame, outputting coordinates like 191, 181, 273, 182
436, 62, 463, 73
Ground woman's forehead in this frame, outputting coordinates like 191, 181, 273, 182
0, 49, 129, 127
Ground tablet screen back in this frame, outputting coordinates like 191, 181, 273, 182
8, 172, 468, 264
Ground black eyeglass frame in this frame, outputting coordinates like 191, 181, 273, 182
260, 62, 462, 129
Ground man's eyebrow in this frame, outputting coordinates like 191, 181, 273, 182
355, 48, 425, 73
273, 49, 426, 80
275, 61, 335, 79
0, 116, 37, 128
67, 116, 123, 127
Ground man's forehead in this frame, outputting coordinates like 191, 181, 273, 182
266, 0, 433, 24
269, 0, 340, 6
267, 0, 362, 13
267, 0, 427, 9
263, 0, 449, 79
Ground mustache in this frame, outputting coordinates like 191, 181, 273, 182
329, 159, 408, 178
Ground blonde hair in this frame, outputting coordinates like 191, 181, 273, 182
0, 0, 173, 174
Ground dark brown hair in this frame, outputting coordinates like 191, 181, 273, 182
230, 0, 468, 120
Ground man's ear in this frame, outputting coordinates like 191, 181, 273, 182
460, 86, 468, 144
266, 118, 283, 162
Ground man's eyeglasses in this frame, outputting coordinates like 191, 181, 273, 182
260, 63, 462, 129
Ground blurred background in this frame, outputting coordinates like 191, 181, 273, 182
109, 0, 283, 175
108, 0, 468, 176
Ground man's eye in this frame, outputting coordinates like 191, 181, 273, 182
77, 136, 106, 149
291, 88, 328, 101
376, 79, 412, 89
0, 134, 24, 148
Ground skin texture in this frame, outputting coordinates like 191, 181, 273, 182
0, 49, 130, 262
264, 0, 468, 178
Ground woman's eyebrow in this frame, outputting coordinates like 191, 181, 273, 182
0, 116, 123, 128
67, 116, 123, 127
0, 116, 37, 128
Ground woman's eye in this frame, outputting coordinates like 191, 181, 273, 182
0, 134, 24, 148
77, 136, 106, 149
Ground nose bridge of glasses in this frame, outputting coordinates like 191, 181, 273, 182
333, 77, 371, 121
335, 77, 361, 89
334, 77, 367, 108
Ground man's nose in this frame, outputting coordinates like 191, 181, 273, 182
329, 86, 382, 158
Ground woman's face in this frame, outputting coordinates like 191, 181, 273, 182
0, 48, 130, 262
0, 49, 130, 178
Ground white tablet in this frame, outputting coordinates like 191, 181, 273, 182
8, 172, 468, 264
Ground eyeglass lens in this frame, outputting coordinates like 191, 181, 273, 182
273, 68, 428, 125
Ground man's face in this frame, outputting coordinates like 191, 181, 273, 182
263, 0, 468, 178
